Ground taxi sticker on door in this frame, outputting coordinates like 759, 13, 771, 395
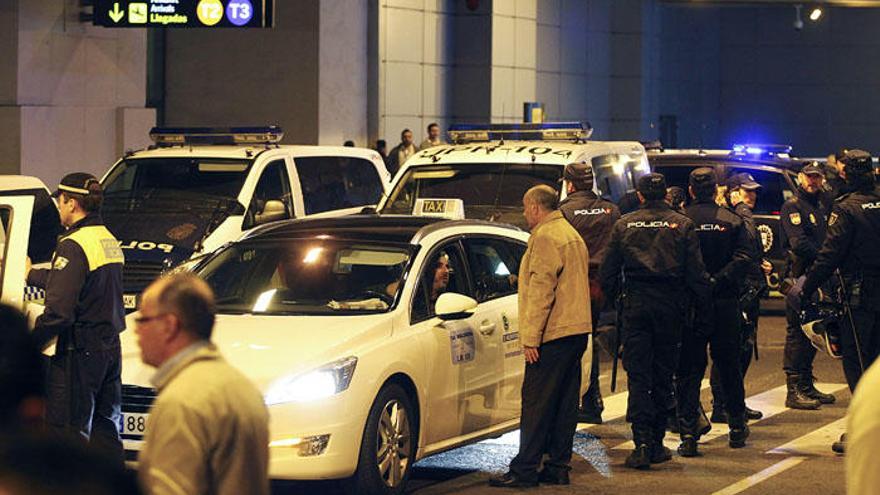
501, 314, 521, 358
449, 327, 475, 364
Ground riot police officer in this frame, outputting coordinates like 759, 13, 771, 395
675, 168, 753, 457
26, 173, 125, 460
711, 173, 768, 422
780, 162, 836, 409
559, 161, 621, 424
602, 173, 710, 469
794, 149, 880, 453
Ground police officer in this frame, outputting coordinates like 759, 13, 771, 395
780, 162, 835, 409
675, 168, 753, 457
711, 173, 767, 422
793, 149, 880, 454
559, 161, 621, 424
25, 173, 125, 460
602, 173, 710, 469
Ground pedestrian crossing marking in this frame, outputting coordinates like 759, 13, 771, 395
710, 456, 808, 495
610, 382, 847, 450
767, 416, 847, 456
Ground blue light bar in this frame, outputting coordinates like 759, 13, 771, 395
731, 143, 793, 157
149, 126, 284, 146
447, 122, 592, 143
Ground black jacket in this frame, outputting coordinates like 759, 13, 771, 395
685, 200, 753, 297
780, 186, 828, 276
734, 202, 765, 284
803, 186, 880, 297
559, 189, 621, 271
28, 214, 125, 349
601, 200, 710, 301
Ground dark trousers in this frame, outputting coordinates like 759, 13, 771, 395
783, 303, 817, 376
678, 296, 745, 433
621, 289, 682, 446
46, 332, 123, 462
840, 308, 880, 393
710, 296, 758, 409
582, 302, 602, 406
510, 333, 589, 479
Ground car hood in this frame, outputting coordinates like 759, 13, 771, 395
120, 312, 394, 391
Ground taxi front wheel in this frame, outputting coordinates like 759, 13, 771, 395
348, 383, 416, 495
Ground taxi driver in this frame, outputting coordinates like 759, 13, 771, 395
431, 252, 451, 302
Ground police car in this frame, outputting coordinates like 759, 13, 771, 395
647, 143, 805, 290
115, 210, 592, 493
99, 127, 391, 309
376, 123, 651, 228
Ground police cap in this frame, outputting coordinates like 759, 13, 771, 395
726, 172, 761, 191
563, 161, 594, 189
52, 172, 100, 198
800, 161, 824, 176
689, 167, 716, 189
839, 149, 873, 176
638, 173, 667, 199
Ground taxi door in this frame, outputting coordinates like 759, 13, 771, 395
0, 196, 34, 311
412, 239, 504, 446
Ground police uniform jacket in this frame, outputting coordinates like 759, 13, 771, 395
601, 200, 710, 301
518, 210, 591, 347
803, 185, 880, 298
685, 200, 753, 297
28, 214, 125, 349
734, 202, 765, 285
780, 186, 828, 277
139, 343, 270, 495
559, 189, 621, 273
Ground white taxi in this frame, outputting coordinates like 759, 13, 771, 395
115, 210, 592, 494
377, 122, 651, 229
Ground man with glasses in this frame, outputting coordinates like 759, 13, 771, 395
135, 273, 269, 495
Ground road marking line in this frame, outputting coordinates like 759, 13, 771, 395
768, 416, 847, 456
611, 382, 847, 450
710, 456, 808, 495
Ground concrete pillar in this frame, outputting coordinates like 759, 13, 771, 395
0, 0, 155, 187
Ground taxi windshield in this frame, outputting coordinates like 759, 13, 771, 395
102, 157, 252, 203
196, 240, 412, 315
379, 163, 561, 227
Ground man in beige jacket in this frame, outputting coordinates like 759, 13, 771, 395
135, 273, 269, 495
490, 185, 591, 488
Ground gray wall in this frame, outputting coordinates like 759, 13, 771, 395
658, 5, 880, 155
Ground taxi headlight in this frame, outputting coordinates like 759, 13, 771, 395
264, 356, 358, 405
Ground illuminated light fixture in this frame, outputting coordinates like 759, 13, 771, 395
303, 247, 323, 264
809, 7, 822, 21
447, 122, 593, 143
252, 289, 277, 313
149, 126, 284, 146
269, 434, 331, 456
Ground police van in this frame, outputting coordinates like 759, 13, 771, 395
647, 144, 805, 290
376, 123, 650, 228
99, 127, 390, 308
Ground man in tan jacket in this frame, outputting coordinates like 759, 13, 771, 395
490, 185, 591, 489
135, 273, 269, 495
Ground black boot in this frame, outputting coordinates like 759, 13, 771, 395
625, 444, 651, 469
697, 404, 712, 437
832, 433, 846, 454
800, 375, 836, 405
785, 375, 821, 410
728, 415, 750, 449
578, 386, 604, 424
678, 434, 699, 457
745, 405, 763, 420
711, 404, 728, 423
650, 423, 672, 464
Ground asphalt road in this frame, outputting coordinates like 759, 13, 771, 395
275, 299, 851, 494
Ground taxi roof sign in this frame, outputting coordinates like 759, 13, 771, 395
149, 126, 284, 146
413, 198, 466, 220
447, 122, 592, 144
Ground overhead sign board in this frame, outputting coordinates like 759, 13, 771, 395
93, 0, 274, 28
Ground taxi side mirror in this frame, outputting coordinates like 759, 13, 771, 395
255, 200, 288, 225
435, 292, 477, 321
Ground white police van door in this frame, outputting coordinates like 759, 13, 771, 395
0, 196, 34, 311
412, 240, 502, 446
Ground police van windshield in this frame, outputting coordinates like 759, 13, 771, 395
379, 163, 561, 227
197, 240, 412, 315
102, 158, 252, 203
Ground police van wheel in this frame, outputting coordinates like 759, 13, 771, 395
350, 383, 416, 495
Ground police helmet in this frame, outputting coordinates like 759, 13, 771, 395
800, 303, 843, 359
839, 149, 873, 176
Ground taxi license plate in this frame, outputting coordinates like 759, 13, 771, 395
123, 294, 137, 310
118, 412, 149, 438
